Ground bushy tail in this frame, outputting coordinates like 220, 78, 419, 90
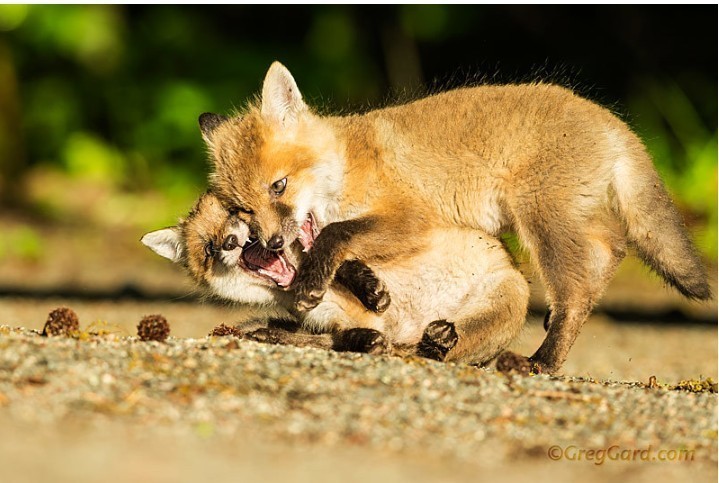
611, 143, 712, 301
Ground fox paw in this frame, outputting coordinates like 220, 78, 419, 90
417, 320, 458, 361
496, 351, 534, 375
244, 328, 281, 345
360, 278, 391, 313
527, 357, 559, 375
495, 352, 555, 375
294, 286, 327, 313
335, 260, 392, 313
336, 328, 388, 355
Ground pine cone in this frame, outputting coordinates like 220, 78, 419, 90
137, 314, 170, 342
43, 307, 80, 337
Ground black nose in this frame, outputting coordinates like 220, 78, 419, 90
267, 234, 284, 250
222, 234, 239, 251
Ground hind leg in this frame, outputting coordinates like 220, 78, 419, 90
444, 275, 530, 365
515, 211, 625, 373
542, 220, 626, 336
245, 325, 389, 355
417, 320, 459, 361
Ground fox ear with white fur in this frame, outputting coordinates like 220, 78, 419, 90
261, 61, 306, 127
141, 228, 183, 263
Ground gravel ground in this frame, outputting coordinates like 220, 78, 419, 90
0, 324, 716, 483
1, 296, 715, 381
2, 214, 716, 482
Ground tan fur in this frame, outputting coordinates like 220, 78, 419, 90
207, 63, 711, 373
144, 192, 529, 365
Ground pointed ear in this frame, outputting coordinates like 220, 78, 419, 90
260, 62, 307, 127
141, 228, 183, 263
198, 112, 227, 144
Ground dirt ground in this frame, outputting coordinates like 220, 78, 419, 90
0, 324, 716, 483
0, 214, 717, 483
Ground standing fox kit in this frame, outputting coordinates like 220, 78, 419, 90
142, 192, 529, 364
202, 62, 711, 373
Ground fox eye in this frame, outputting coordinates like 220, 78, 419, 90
229, 205, 253, 215
204, 241, 215, 258
271, 177, 287, 196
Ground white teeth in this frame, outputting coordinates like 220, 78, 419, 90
309, 213, 319, 235
296, 213, 318, 253
278, 253, 288, 270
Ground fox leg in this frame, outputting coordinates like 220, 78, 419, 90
245, 326, 388, 355
293, 217, 377, 312
332, 328, 389, 355
294, 213, 426, 312
245, 327, 333, 349
416, 320, 459, 361
440, 275, 529, 365
512, 209, 625, 374
334, 259, 391, 313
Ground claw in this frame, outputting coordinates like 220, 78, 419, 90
336, 328, 389, 355
417, 320, 458, 361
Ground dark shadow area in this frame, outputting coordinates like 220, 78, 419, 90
0, 285, 196, 303
1, 285, 715, 325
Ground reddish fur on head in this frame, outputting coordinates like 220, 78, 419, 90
202, 63, 342, 252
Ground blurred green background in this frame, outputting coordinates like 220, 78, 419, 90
0, 4, 716, 269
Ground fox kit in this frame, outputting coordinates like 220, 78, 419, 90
202, 62, 711, 374
142, 191, 529, 364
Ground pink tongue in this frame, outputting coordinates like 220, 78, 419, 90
242, 242, 295, 286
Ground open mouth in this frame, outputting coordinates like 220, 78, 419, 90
240, 239, 296, 288
236, 214, 318, 289
298, 213, 319, 252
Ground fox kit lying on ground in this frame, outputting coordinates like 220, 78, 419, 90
142, 191, 529, 364
201, 62, 711, 374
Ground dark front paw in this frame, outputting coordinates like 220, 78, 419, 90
334, 328, 388, 355
358, 278, 391, 313
244, 328, 281, 345
334, 260, 392, 313
294, 285, 328, 313
417, 320, 458, 361
293, 261, 332, 313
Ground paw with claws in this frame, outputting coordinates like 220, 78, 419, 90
361, 278, 391, 313
294, 286, 328, 313
417, 320, 458, 361
334, 259, 392, 313
293, 257, 332, 312
335, 328, 388, 355
244, 328, 281, 345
